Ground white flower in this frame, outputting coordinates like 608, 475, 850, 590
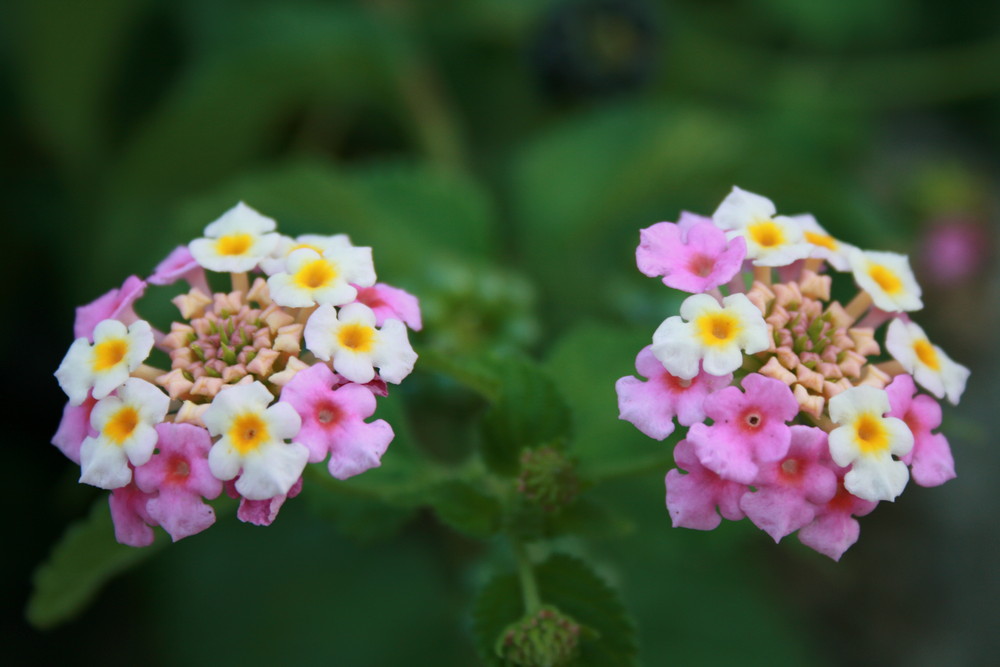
886, 319, 969, 404
651, 293, 769, 380
189, 202, 281, 273
712, 186, 813, 267
260, 233, 360, 275
793, 214, 855, 271
828, 386, 914, 502
304, 303, 417, 384
55, 319, 155, 405
203, 382, 308, 501
266, 242, 376, 308
79, 378, 169, 489
849, 249, 922, 312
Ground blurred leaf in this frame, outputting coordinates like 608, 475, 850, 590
428, 478, 503, 538
472, 553, 637, 666
547, 496, 635, 540
510, 100, 747, 323
544, 322, 672, 479
5, 0, 149, 173
27, 498, 164, 629
480, 355, 573, 476
108, 4, 390, 204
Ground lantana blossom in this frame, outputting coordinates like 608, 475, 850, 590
203, 381, 308, 501
620, 186, 966, 559
885, 318, 969, 405
79, 378, 170, 489
304, 303, 417, 384
636, 217, 747, 293
189, 201, 281, 273
52, 202, 421, 546
652, 293, 769, 380
56, 319, 154, 405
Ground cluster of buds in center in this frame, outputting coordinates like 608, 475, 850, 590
54, 203, 420, 546
616, 187, 969, 560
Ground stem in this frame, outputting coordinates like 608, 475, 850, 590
844, 290, 873, 323
513, 540, 542, 615
231, 272, 249, 295
753, 265, 772, 286
876, 360, 906, 376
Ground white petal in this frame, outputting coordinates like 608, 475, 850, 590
372, 319, 417, 384
712, 186, 776, 231
79, 437, 132, 489
235, 441, 309, 500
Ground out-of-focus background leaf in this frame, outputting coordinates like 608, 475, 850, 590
5, 0, 999, 664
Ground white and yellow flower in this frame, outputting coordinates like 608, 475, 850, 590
793, 214, 855, 271
266, 242, 376, 308
304, 303, 416, 384
886, 319, 969, 404
79, 378, 169, 489
712, 186, 813, 267
204, 382, 308, 501
849, 249, 923, 312
260, 233, 358, 275
189, 201, 281, 273
828, 385, 914, 502
651, 293, 769, 380
55, 319, 155, 405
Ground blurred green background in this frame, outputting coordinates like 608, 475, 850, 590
5, 0, 999, 664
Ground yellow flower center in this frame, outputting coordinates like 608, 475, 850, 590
216, 233, 253, 256
93, 338, 128, 371
696, 312, 740, 347
804, 231, 837, 251
229, 413, 270, 454
854, 413, 889, 455
105, 406, 139, 445
868, 264, 902, 294
338, 323, 375, 352
913, 339, 940, 370
294, 259, 337, 290
748, 220, 785, 248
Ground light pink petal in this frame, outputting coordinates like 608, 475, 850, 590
135, 423, 221, 500
74, 275, 147, 340
146, 489, 216, 541
740, 487, 817, 543
108, 482, 157, 547
148, 245, 211, 293
51, 397, 97, 464
236, 477, 303, 526
666, 440, 748, 530
909, 432, 956, 487
797, 511, 861, 561
354, 283, 423, 330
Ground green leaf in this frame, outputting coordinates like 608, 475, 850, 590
472, 553, 637, 666
427, 478, 503, 538
544, 322, 670, 480
480, 355, 573, 476
27, 498, 165, 629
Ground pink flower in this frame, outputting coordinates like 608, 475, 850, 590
108, 481, 158, 547
885, 373, 956, 487
739, 425, 838, 542
278, 364, 394, 479
74, 275, 147, 340
148, 245, 211, 293
133, 423, 222, 541
616, 346, 731, 440
355, 283, 423, 330
51, 396, 97, 464
797, 476, 878, 561
636, 217, 746, 293
665, 439, 747, 530
687, 374, 799, 484
227, 477, 303, 526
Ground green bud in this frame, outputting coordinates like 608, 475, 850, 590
190, 343, 207, 362
517, 446, 579, 512
496, 606, 582, 667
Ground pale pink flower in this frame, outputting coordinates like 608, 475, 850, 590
665, 439, 747, 530
636, 218, 746, 293
74, 275, 147, 340
739, 425, 838, 542
797, 476, 878, 561
279, 364, 394, 479
687, 373, 800, 484
885, 374, 956, 487
148, 245, 211, 293
355, 283, 423, 330
616, 346, 731, 440
108, 482, 158, 548
51, 396, 97, 464
227, 477, 303, 526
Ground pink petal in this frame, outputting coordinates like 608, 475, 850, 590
74, 275, 147, 340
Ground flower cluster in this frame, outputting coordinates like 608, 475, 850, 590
617, 187, 969, 560
54, 203, 419, 546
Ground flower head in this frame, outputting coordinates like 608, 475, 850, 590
304, 303, 417, 384
652, 293, 769, 380
886, 319, 969, 404
56, 319, 155, 405
189, 202, 281, 273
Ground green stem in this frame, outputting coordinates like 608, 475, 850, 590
513, 540, 542, 616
